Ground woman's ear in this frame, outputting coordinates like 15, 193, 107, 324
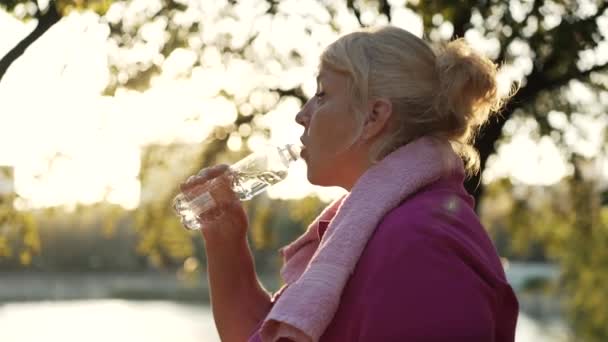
361, 98, 392, 141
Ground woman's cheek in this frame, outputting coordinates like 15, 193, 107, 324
311, 111, 334, 144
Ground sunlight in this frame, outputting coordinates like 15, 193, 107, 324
483, 134, 569, 186
0, 9, 36, 57
0, 2, 593, 210
1, 3, 606, 341
0, 300, 220, 342
0, 7, 332, 210
0, 299, 559, 342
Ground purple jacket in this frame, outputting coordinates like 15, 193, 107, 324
249, 174, 519, 341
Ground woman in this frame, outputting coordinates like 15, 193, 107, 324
181, 26, 519, 342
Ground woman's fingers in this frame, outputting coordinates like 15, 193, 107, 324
198, 206, 222, 223
180, 164, 230, 192
198, 199, 248, 233
197, 164, 230, 179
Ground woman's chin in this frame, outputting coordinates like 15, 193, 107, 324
305, 168, 316, 185
305, 167, 322, 186
305, 160, 337, 187
306, 170, 333, 187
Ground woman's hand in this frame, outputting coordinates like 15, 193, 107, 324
181, 166, 271, 342
179, 164, 248, 244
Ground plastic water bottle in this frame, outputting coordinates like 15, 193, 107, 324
173, 144, 302, 230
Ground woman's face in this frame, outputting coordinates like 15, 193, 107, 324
295, 65, 369, 190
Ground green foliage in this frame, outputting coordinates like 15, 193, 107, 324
1, 1, 607, 339
0, 192, 39, 265
0, 0, 112, 19
248, 197, 275, 250
246, 195, 326, 251
0, 0, 25, 12
483, 163, 608, 341
133, 143, 204, 267
521, 275, 553, 294
0, 0, 37, 20
0, 201, 147, 271
56, 0, 113, 16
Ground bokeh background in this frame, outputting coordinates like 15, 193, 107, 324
0, 0, 607, 341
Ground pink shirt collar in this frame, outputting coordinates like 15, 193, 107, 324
317, 220, 331, 240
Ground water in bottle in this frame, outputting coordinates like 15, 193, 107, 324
173, 144, 302, 230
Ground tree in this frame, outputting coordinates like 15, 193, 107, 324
481, 155, 608, 341
348, 0, 608, 207
0, 0, 112, 81
5, 1, 606, 205
0, 187, 38, 265
99, 2, 608, 339
1, 1, 607, 337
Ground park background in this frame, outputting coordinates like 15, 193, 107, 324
0, 0, 607, 341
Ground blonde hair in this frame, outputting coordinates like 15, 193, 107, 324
320, 26, 506, 174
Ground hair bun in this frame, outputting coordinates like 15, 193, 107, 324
432, 38, 506, 172
435, 38, 502, 130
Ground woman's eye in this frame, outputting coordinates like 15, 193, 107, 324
315, 91, 325, 99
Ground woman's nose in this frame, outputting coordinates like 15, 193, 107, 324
295, 99, 311, 127
295, 111, 306, 127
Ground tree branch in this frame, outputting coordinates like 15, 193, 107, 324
465, 0, 608, 205
0, 4, 61, 82
539, 2, 608, 72
378, 0, 391, 22
269, 86, 307, 104
496, 0, 542, 63
535, 61, 608, 96
264, 0, 279, 15
451, 10, 472, 39
347, 0, 364, 27
465, 60, 608, 208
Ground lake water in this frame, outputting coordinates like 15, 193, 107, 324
0, 299, 566, 342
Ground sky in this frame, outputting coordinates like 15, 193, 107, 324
0, 1, 606, 211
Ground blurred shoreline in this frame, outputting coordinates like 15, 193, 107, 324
0, 262, 569, 341
1, 263, 563, 316
0, 271, 210, 303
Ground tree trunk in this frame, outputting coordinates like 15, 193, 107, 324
465, 71, 548, 210
465, 109, 510, 210
0, 5, 61, 82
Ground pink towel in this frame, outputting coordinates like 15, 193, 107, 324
260, 136, 463, 342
